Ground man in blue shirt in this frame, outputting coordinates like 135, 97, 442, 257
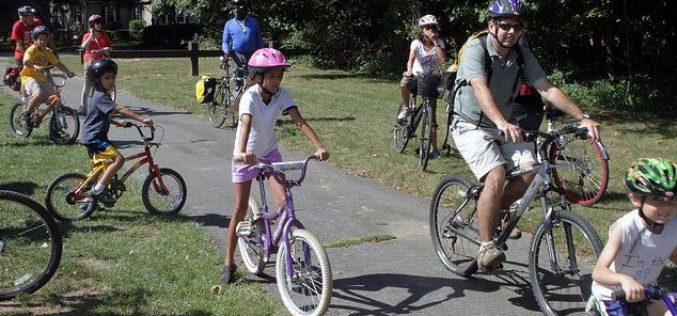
222, 0, 265, 67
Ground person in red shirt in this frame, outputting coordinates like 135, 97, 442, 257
79, 15, 113, 115
10, 5, 43, 69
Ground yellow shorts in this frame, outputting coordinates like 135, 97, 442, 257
87, 143, 119, 168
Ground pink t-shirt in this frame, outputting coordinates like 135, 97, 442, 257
10, 18, 43, 61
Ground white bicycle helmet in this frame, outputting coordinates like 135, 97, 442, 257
418, 15, 438, 27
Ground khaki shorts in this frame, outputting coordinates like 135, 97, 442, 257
23, 78, 55, 99
452, 121, 536, 181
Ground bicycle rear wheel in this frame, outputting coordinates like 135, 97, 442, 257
237, 197, 265, 275
529, 210, 603, 316
429, 175, 480, 277
45, 173, 95, 222
141, 168, 187, 215
49, 106, 79, 145
549, 137, 609, 205
207, 82, 228, 128
276, 229, 332, 316
0, 190, 62, 300
419, 101, 433, 171
9, 103, 32, 139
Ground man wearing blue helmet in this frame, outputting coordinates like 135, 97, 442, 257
452, 0, 603, 270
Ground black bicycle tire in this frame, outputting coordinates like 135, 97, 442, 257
419, 100, 433, 171
225, 87, 239, 128
528, 210, 603, 316
207, 81, 227, 128
9, 102, 32, 139
49, 106, 79, 145
45, 172, 96, 222
429, 175, 479, 277
0, 190, 62, 300
549, 138, 609, 206
141, 168, 187, 215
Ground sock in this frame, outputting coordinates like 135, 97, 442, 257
93, 184, 105, 194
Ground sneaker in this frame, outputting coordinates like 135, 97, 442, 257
429, 149, 442, 160
219, 264, 238, 284
88, 189, 116, 207
477, 242, 506, 270
397, 106, 410, 122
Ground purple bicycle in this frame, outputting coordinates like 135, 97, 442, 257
587, 286, 677, 315
236, 155, 332, 316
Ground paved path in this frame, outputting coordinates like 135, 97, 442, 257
2, 64, 544, 315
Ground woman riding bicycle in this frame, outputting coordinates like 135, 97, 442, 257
220, 48, 329, 284
591, 158, 677, 316
398, 14, 446, 159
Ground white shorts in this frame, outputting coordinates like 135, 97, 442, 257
23, 78, 55, 99
452, 121, 536, 181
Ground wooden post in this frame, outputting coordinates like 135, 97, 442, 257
188, 42, 198, 76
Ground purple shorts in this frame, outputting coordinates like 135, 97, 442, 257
231, 149, 282, 183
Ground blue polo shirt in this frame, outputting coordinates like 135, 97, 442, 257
222, 16, 265, 55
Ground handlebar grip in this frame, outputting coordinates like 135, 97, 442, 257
611, 289, 626, 301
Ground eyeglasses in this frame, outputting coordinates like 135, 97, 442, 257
497, 23, 523, 32
422, 26, 437, 31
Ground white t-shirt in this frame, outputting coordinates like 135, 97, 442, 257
591, 209, 677, 300
232, 85, 295, 157
410, 38, 445, 76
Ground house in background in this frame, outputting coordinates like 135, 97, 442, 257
49, 0, 190, 37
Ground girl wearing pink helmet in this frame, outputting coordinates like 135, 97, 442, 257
79, 14, 112, 115
220, 48, 330, 284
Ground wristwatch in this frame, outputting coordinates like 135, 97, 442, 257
578, 113, 590, 121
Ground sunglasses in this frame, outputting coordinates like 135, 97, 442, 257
497, 23, 523, 32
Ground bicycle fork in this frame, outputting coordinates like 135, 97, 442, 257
541, 194, 580, 276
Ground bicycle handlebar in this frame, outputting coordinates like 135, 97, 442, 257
235, 155, 318, 185
124, 122, 156, 141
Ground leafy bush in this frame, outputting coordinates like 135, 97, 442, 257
128, 19, 145, 40
141, 24, 202, 47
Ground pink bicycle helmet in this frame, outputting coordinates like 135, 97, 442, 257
247, 48, 290, 72
88, 14, 103, 25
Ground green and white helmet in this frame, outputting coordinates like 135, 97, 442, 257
625, 158, 676, 197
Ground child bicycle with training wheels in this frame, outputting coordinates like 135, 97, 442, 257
588, 158, 677, 316
19, 25, 76, 127
80, 58, 153, 205
220, 48, 329, 284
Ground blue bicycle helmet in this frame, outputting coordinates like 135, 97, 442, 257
489, 0, 526, 20
30, 26, 49, 40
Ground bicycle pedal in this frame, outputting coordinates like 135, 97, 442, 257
236, 220, 253, 237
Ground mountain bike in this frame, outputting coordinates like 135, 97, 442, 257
543, 108, 610, 206
429, 126, 604, 316
206, 56, 247, 128
236, 155, 332, 316
586, 286, 677, 315
9, 69, 79, 145
0, 190, 62, 300
44, 124, 187, 221
392, 74, 441, 171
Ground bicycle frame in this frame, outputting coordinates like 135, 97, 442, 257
72, 126, 167, 199
249, 156, 315, 279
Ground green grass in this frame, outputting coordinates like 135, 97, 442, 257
0, 87, 282, 315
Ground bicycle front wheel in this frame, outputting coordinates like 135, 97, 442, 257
419, 101, 433, 171
141, 168, 187, 215
45, 172, 95, 222
0, 190, 62, 300
429, 175, 480, 277
207, 83, 227, 128
49, 106, 79, 145
549, 137, 609, 206
237, 197, 265, 275
529, 210, 603, 316
9, 103, 32, 139
276, 229, 332, 316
